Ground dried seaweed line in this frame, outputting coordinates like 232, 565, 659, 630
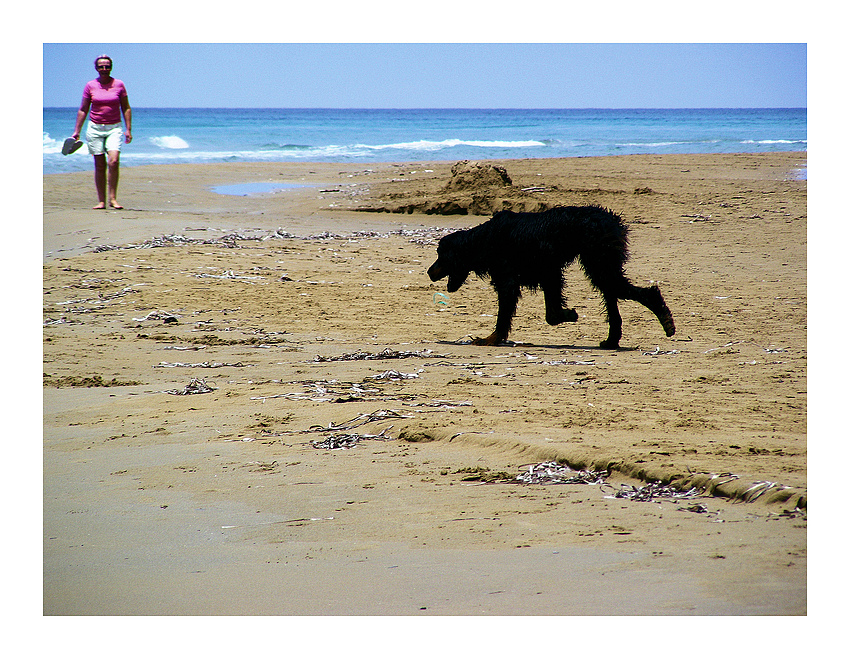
43, 317, 81, 326
516, 462, 608, 485
313, 348, 441, 362
704, 340, 787, 354
306, 409, 409, 433
706, 472, 741, 487
311, 428, 392, 450
251, 393, 332, 402
740, 480, 780, 502
366, 370, 421, 381
92, 232, 273, 253
542, 359, 596, 366
404, 399, 473, 409
192, 271, 266, 281
642, 347, 681, 357
299, 227, 456, 245
250, 378, 396, 403
162, 378, 216, 395
610, 481, 702, 502
55, 286, 135, 307
312, 435, 361, 450
132, 311, 182, 322
154, 361, 246, 368
677, 503, 710, 514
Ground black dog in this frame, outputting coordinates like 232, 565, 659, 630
427, 206, 675, 349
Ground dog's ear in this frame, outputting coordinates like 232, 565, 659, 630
436, 235, 454, 254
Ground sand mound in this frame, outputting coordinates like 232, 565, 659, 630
356, 160, 550, 215
354, 160, 661, 216
442, 160, 513, 191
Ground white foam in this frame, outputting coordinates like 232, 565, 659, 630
617, 140, 720, 148
123, 145, 370, 164
617, 141, 681, 148
742, 139, 808, 145
43, 132, 62, 154
122, 138, 548, 165
149, 135, 190, 149
360, 138, 547, 151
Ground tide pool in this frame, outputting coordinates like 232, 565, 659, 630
210, 182, 313, 196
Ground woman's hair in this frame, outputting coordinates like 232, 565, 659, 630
94, 55, 113, 68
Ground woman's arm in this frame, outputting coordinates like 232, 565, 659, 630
121, 95, 132, 143
71, 98, 90, 140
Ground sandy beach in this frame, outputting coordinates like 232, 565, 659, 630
43, 152, 807, 615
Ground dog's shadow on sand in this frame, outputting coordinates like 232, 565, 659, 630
434, 339, 640, 352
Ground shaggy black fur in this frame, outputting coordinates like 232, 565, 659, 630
427, 206, 676, 348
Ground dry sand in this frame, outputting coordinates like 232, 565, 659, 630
43, 152, 807, 615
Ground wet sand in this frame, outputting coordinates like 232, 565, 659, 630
43, 153, 807, 615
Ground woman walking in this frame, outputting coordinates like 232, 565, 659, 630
71, 55, 133, 209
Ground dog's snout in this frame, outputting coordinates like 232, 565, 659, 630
428, 260, 445, 281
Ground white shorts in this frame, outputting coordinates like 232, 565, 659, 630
86, 122, 124, 156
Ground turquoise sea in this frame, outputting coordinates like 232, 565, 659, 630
43, 107, 806, 176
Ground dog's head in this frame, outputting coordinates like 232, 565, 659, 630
428, 231, 470, 293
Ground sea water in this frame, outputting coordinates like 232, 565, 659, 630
43, 108, 806, 175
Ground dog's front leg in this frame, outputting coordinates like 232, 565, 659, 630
599, 292, 623, 349
473, 285, 519, 345
542, 277, 579, 325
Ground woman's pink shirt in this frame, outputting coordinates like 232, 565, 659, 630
81, 78, 128, 125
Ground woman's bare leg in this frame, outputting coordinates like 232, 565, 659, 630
92, 154, 107, 209
106, 150, 122, 209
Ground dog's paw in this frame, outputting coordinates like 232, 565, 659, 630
599, 339, 621, 350
472, 334, 503, 346
546, 308, 578, 326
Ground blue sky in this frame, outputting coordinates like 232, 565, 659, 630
43, 43, 806, 109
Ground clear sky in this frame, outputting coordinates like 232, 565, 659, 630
43, 43, 806, 109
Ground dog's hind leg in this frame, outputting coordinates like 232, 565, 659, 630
581, 254, 674, 348
579, 254, 631, 348
542, 275, 579, 326
473, 285, 520, 346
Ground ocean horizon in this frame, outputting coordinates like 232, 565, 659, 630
43, 107, 806, 176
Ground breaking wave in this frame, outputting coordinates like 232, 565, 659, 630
360, 138, 548, 151
149, 135, 190, 149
